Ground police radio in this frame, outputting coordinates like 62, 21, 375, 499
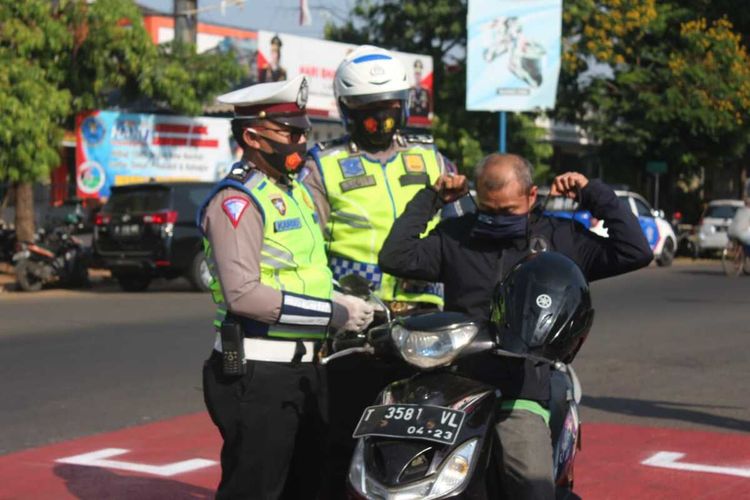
220, 319, 246, 376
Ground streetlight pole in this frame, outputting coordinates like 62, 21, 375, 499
174, 0, 197, 47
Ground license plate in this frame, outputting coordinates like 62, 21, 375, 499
353, 404, 465, 445
114, 224, 141, 237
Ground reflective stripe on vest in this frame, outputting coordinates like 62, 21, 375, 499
311, 143, 444, 305
199, 173, 332, 339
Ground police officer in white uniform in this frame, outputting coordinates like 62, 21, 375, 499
199, 75, 374, 499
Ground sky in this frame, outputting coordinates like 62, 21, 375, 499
136, 0, 355, 39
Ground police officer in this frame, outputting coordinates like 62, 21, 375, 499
199, 75, 374, 500
298, 45, 458, 495
379, 153, 653, 499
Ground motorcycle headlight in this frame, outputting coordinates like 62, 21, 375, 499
391, 323, 478, 369
347, 438, 479, 500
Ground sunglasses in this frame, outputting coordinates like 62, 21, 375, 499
249, 126, 308, 144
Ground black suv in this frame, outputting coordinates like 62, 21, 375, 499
93, 182, 213, 292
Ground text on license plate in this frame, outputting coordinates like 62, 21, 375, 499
114, 224, 140, 237
352, 404, 465, 445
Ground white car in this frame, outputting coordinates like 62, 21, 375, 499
590, 190, 677, 267
695, 199, 744, 256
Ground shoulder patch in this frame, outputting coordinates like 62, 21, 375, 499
221, 196, 250, 228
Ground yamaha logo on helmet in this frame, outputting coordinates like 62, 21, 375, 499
536, 294, 552, 309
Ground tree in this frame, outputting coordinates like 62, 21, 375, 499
556, 1, 750, 207
0, 0, 242, 242
324, 0, 554, 181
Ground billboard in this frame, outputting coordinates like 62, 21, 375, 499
466, 0, 562, 111
256, 31, 434, 125
75, 111, 235, 199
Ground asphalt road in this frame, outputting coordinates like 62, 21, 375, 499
0, 260, 748, 455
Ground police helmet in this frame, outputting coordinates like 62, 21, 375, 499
333, 45, 410, 125
491, 252, 594, 363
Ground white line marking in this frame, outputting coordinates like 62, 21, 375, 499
56, 448, 218, 477
642, 451, 750, 479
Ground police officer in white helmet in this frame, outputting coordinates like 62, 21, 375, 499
299, 45, 462, 497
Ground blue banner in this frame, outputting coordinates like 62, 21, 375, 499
76, 110, 235, 199
466, 0, 562, 111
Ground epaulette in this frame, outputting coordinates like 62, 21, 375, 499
226, 161, 254, 183
314, 136, 350, 153
402, 133, 435, 145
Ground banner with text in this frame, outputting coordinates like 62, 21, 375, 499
256, 31, 434, 125
75, 111, 235, 199
466, 0, 562, 111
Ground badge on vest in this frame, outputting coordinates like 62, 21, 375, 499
403, 154, 426, 173
338, 157, 366, 178
270, 196, 287, 216
340, 175, 376, 193
274, 218, 302, 232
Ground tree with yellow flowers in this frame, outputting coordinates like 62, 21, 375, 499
556, 0, 750, 208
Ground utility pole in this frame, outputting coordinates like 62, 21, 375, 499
174, 0, 197, 48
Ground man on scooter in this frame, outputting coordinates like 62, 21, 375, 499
379, 153, 653, 498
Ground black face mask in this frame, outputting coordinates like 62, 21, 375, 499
349, 107, 403, 150
470, 212, 529, 240
257, 136, 307, 178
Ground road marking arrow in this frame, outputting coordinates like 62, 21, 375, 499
56, 448, 218, 477
642, 451, 750, 478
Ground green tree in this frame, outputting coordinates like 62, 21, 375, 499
324, 0, 553, 180
0, 0, 242, 242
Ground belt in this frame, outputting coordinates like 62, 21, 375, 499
213, 334, 316, 363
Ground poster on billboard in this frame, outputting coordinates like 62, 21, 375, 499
256, 31, 434, 125
76, 111, 236, 199
466, 0, 562, 111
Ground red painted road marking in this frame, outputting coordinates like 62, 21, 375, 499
0, 416, 748, 499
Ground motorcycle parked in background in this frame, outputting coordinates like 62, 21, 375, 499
12, 214, 91, 292
0, 220, 17, 264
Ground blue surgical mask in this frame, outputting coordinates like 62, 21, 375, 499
470, 211, 528, 240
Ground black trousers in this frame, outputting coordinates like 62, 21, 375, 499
323, 354, 415, 499
203, 352, 328, 500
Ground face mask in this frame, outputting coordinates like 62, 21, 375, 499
349, 107, 403, 149
470, 212, 529, 240
257, 135, 307, 177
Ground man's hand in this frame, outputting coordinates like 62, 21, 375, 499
433, 173, 469, 203
551, 172, 589, 200
332, 292, 375, 332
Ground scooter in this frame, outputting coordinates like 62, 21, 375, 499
12, 214, 90, 292
323, 272, 584, 499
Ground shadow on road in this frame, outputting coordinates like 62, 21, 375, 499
582, 395, 750, 433
54, 464, 213, 499
673, 268, 726, 277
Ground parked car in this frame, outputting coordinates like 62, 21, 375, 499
93, 182, 213, 292
537, 188, 597, 229
695, 199, 744, 257
589, 190, 677, 267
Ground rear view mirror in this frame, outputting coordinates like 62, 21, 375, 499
338, 273, 372, 297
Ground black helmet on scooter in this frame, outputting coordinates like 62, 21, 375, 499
490, 252, 594, 363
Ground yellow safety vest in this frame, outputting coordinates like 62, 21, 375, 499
309, 138, 444, 306
200, 171, 333, 340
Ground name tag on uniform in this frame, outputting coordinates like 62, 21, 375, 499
274, 218, 302, 232
340, 175, 376, 192
399, 173, 430, 186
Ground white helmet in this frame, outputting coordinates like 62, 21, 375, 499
334, 45, 410, 123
